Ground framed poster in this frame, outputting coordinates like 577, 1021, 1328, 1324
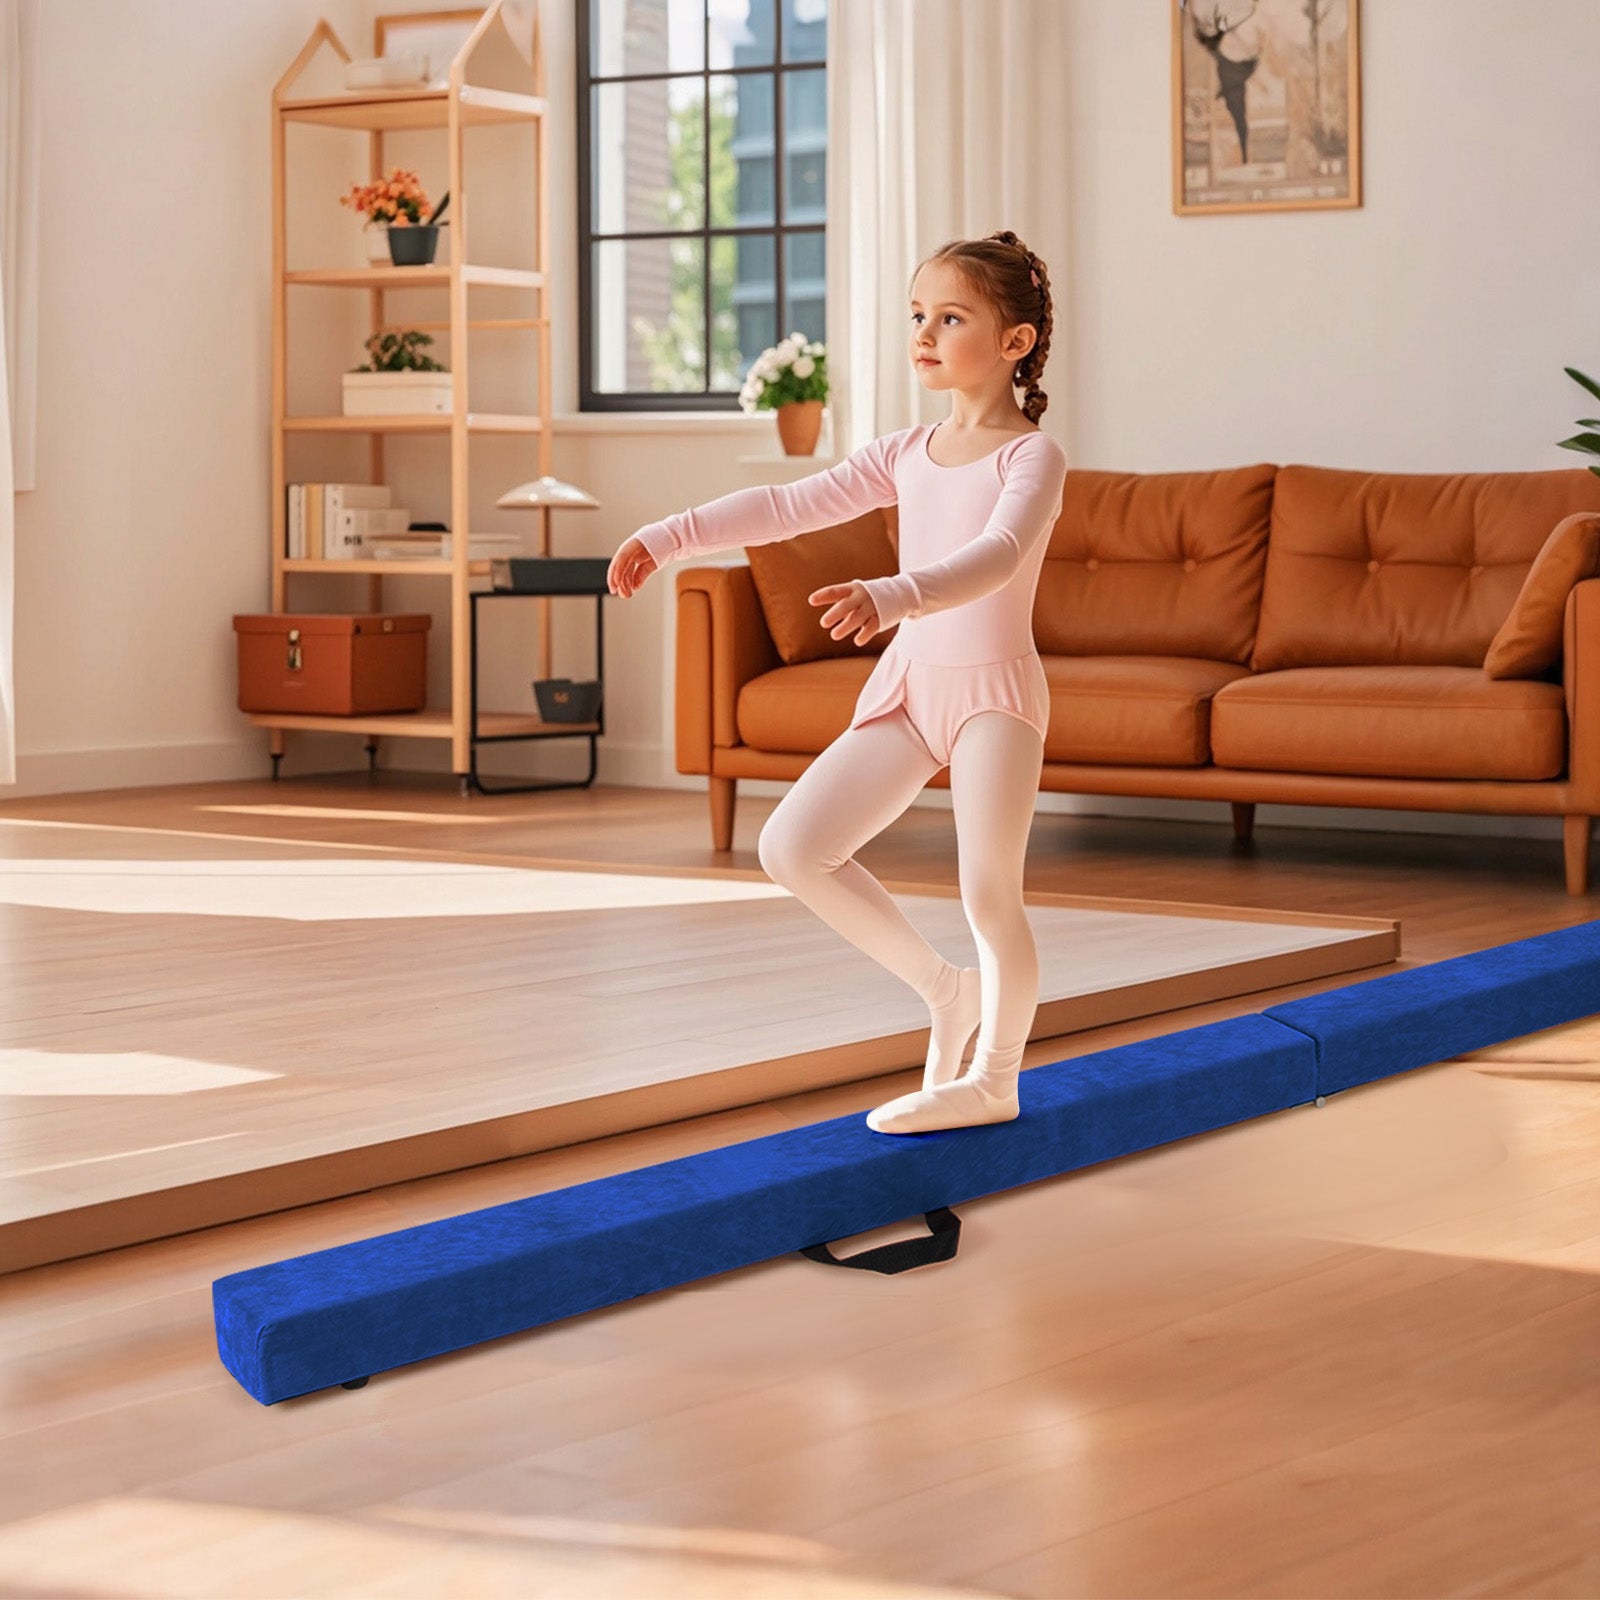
375, 8, 485, 87
1173, 0, 1361, 214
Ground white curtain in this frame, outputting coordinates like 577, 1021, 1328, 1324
0, 263, 10, 784
825, 0, 1073, 453
0, 0, 40, 785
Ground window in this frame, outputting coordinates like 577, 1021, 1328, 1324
578, 0, 828, 411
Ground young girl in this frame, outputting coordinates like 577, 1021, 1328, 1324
607, 230, 1067, 1136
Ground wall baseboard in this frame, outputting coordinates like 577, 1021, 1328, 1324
1, 738, 1574, 847
3, 738, 270, 800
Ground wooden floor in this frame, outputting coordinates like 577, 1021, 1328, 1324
3, 773, 1600, 1598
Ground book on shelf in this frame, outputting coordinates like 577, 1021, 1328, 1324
325, 507, 413, 560
284, 483, 394, 559
363, 531, 523, 560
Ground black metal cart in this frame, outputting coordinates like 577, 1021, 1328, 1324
467, 557, 611, 796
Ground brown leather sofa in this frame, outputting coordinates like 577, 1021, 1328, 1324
670, 463, 1600, 894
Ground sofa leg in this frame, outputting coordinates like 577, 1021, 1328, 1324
1231, 801, 1256, 843
1564, 815, 1592, 895
709, 776, 736, 853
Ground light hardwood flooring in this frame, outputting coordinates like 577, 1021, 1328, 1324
2, 774, 1599, 1598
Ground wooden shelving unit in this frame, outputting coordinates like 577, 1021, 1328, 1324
263, 4, 555, 781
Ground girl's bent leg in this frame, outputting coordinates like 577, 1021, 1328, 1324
867, 711, 1044, 1135
756, 708, 950, 1000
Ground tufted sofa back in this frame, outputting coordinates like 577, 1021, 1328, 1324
1250, 466, 1600, 670
1034, 465, 1275, 665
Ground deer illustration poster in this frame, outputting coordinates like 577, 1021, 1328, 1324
1173, 0, 1361, 214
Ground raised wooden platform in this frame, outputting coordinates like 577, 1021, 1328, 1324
0, 808, 1394, 1273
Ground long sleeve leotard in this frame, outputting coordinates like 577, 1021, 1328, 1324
632, 421, 1069, 756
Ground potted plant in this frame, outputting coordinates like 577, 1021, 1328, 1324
739, 334, 829, 455
339, 168, 449, 267
1560, 366, 1600, 480
342, 330, 452, 417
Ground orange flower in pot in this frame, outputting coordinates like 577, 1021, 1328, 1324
339, 169, 450, 267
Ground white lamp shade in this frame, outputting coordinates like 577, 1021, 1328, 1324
496, 475, 601, 510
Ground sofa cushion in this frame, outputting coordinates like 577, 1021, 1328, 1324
1483, 512, 1600, 679
737, 658, 874, 753
735, 655, 1251, 764
1034, 465, 1275, 666
746, 508, 899, 666
1252, 467, 1600, 672
1041, 657, 1251, 766
1211, 667, 1567, 780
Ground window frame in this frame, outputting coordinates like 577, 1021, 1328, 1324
575, 0, 826, 412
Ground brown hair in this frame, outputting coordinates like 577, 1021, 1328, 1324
910, 230, 1054, 424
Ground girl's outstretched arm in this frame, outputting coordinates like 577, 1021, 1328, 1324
628, 432, 901, 571
857, 434, 1067, 629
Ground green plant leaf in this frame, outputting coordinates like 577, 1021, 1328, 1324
1556, 433, 1600, 455
1566, 366, 1600, 405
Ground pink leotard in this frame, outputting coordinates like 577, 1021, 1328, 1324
632, 421, 1069, 765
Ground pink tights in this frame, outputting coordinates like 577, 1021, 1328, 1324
756, 707, 1045, 1132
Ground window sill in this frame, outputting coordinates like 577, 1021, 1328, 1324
553, 409, 829, 431
553, 411, 838, 464
553, 411, 749, 432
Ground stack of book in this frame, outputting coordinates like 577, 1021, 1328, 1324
286, 483, 409, 560
285, 486, 525, 562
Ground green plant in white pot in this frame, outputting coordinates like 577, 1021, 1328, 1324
342, 330, 452, 418
1560, 367, 1600, 480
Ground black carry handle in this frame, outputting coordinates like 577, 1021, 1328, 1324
798, 1206, 961, 1274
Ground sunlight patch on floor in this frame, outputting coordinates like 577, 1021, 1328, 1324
0, 1498, 931, 1600
0, 859, 791, 920
199, 803, 502, 825
10, 1134, 252, 1176
0, 1050, 278, 1098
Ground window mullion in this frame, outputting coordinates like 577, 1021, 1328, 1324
774, 7, 784, 343
703, 2, 712, 393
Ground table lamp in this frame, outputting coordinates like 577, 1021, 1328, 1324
495, 474, 602, 684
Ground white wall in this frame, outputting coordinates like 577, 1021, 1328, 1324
10, 0, 373, 793
9, 0, 1600, 847
1043, 0, 1600, 843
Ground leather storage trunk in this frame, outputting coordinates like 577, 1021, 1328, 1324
233, 613, 430, 715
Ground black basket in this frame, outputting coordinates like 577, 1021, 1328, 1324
534, 678, 602, 722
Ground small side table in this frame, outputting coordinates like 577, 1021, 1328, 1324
467, 557, 611, 796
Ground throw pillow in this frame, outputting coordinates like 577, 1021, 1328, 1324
746, 506, 899, 665
1483, 512, 1600, 679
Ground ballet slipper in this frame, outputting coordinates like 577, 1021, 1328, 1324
867, 1044, 1022, 1135
922, 964, 981, 1090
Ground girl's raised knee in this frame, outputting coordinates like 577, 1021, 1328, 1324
759, 822, 843, 885
757, 822, 806, 884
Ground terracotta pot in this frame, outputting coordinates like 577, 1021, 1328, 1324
775, 399, 824, 456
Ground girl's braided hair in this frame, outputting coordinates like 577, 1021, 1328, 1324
910, 231, 1054, 424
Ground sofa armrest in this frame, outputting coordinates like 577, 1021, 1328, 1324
672, 564, 781, 773
1563, 576, 1600, 807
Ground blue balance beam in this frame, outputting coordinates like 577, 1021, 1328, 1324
1265, 919, 1600, 1095
213, 921, 1600, 1404
215, 1015, 1313, 1404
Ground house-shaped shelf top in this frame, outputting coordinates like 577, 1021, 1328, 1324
274, 3, 546, 132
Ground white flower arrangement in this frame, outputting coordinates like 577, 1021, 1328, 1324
739, 331, 829, 413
